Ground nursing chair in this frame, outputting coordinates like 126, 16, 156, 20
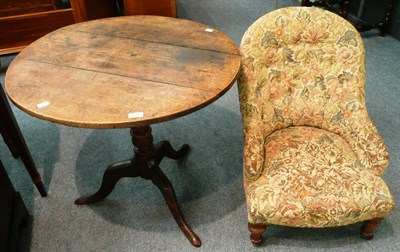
238, 7, 395, 244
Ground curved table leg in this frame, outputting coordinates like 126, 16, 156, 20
75, 125, 201, 247
155, 140, 190, 164
150, 162, 201, 247
75, 159, 138, 205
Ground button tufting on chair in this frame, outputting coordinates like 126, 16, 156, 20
238, 6, 395, 245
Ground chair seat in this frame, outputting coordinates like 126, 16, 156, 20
246, 126, 394, 228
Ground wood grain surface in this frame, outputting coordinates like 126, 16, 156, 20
5, 16, 241, 128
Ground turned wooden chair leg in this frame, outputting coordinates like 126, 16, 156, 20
360, 218, 383, 240
248, 222, 267, 245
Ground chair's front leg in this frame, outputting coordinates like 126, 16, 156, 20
360, 218, 383, 240
248, 222, 268, 245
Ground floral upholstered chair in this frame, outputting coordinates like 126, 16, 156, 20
238, 7, 395, 244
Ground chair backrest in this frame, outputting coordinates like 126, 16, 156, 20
239, 7, 390, 176
123, 0, 176, 17
70, 0, 120, 22
239, 7, 367, 137
70, 0, 177, 22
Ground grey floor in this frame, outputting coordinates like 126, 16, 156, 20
1, 0, 399, 251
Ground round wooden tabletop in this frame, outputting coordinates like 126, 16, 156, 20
5, 16, 241, 129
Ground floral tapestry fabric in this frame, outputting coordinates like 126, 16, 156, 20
246, 127, 394, 227
238, 7, 395, 227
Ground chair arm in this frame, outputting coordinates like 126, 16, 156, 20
346, 120, 390, 176
238, 57, 267, 182
242, 123, 265, 182
326, 104, 390, 176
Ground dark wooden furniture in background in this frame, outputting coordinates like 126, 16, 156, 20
69, 0, 121, 22
123, 0, 176, 17
0, 159, 30, 252
5, 15, 241, 247
301, 0, 396, 35
0, 83, 47, 197
70, 0, 176, 22
0, 0, 75, 55
0, 0, 177, 55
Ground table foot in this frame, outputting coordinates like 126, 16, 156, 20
75, 126, 201, 247
156, 140, 190, 164
75, 159, 138, 205
150, 163, 202, 247
34, 180, 48, 197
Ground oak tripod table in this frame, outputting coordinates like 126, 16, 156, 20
5, 16, 241, 247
